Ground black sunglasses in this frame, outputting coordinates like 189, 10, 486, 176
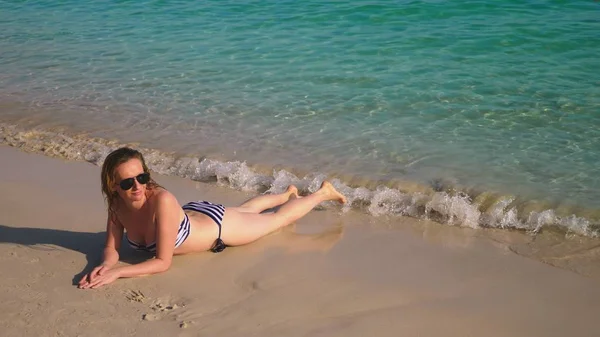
118, 173, 150, 190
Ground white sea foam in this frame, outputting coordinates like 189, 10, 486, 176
1, 123, 598, 238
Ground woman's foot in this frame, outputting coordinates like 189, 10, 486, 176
318, 181, 347, 204
286, 185, 299, 198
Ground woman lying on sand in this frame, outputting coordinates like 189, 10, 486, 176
78, 147, 347, 289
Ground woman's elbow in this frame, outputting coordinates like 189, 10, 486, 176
156, 258, 172, 273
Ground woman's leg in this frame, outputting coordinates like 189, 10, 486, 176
234, 185, 299, 213
221, 181, 346, 246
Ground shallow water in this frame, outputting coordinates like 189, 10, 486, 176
1, 1, 599, 236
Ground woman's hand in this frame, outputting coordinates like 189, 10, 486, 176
78, 264, 108, 287
78, 265, 120, 289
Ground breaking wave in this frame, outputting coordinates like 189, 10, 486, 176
1, 122, 598, 238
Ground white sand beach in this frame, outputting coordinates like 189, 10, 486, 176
1, 145, 599, 337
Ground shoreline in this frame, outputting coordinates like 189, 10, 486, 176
2, 121, 599, 240
1, 145, 600, 336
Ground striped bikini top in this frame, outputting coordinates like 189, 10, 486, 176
126, 212, 191, 253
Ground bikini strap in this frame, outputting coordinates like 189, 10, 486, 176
211, 223, 226, 253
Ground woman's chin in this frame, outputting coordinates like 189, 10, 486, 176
128, 192, 145, 201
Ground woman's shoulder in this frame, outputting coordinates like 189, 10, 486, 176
148, 188, 180, 209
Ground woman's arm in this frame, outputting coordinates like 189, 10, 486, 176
101, 214, 123, 267
78, 214, 123, 288
81, 192, 181, 288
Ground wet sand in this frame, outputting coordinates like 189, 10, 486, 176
1, 145, 599, 337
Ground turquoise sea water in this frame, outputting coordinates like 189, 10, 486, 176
1, 1, 599, 236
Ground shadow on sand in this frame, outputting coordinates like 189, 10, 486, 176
0, 224, 151, 286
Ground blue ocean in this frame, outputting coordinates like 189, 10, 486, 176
1, 0, 598, 236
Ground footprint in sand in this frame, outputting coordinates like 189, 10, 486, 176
150, 301, 180, 312
125, 290, 191, 328
142, 313, 161, 321
149, 299, 191, 327
179, 321, 192, 329
125, 289, 146, 303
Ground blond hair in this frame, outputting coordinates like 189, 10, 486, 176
100, 147, 162, 216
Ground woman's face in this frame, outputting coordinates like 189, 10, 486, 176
113, 158, 147, 203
